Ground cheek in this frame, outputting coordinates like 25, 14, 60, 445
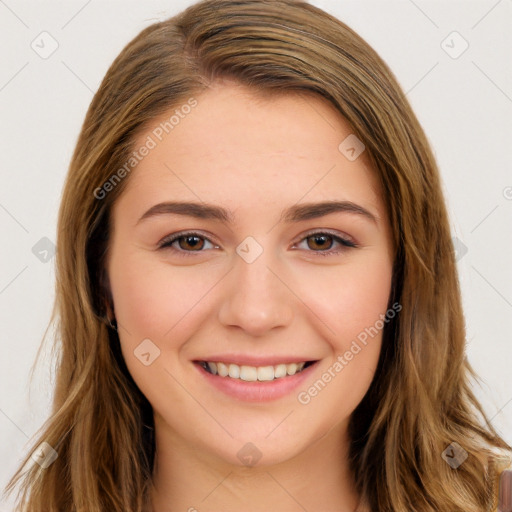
294, 253, 394, 346
107, 254, 218, 403
293, 257, 393, 418
110, 256, 193, 333
108, 263, 219, 453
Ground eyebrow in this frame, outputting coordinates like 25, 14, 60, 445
136, 200, 378, 226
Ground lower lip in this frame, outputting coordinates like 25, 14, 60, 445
194, 362, 318, 402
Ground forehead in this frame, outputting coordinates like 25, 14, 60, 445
116, 83, 385, 223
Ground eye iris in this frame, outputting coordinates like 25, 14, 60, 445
179, 235, 204, 251
308, 234, 333, 251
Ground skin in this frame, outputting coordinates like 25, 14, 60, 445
106, 79, 394, 512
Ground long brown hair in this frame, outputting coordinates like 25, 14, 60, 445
4, 0, 511, 510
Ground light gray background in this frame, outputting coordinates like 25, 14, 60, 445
1, 0, 511, 508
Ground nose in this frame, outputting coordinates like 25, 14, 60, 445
217, 248, 294, 337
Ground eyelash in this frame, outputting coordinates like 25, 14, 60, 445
157, 230, 358, 257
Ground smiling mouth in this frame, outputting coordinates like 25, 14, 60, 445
196, 360, 317, 382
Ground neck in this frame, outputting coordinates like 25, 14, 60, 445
148, 415, 361, 512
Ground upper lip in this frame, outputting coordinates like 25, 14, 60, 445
194, 354, 318, 366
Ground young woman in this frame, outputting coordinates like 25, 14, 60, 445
4, 0, 511, 511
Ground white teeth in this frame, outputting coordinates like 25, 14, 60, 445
274, 364, 287, 378
228, 364, 240, 379
240, 365, 258, 381
257, 366, 274, 381
287, 363, 298, 376
217, 362, 229, 377
201, 360, 309, 381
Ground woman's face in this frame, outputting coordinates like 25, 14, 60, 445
107, 81, 394, 467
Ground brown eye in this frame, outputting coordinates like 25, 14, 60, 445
159, 232, 217, 255
307, 234, 335, 251
294, 231, 357, 255
178, 235, 205, 251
